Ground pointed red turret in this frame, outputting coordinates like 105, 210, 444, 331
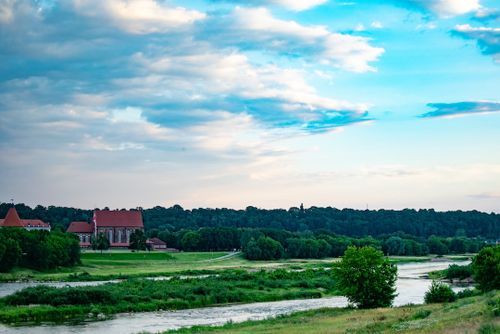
2, 207, 23, 227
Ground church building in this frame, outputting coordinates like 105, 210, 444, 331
67, 209, 144, 248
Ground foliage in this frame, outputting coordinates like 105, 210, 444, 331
91, 233, 110, 253
129, 229, 147, 251
0, 228, 80, 272
472, 245, 500, 291
181, 231, 201, 251
243, 236, 284, 260
444, 264, 472, 280
334, 246, 397, 308
0, 236, 21, 272
456, 289, 477, 299
0, 268, 337, 323
2, 203, 498, 239
424, 281, 456, 303
286, 238, 331, 259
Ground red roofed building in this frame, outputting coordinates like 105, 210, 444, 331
146, 237, 167, 250
67, 209, 144, 248
0, 207, 51, 231
67, 221, 93, 247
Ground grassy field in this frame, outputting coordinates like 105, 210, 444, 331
166, 291, 500, 334
0, 251, 344, 281
0, 251, 465, 282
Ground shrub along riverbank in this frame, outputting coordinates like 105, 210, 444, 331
0, 268, 338, 324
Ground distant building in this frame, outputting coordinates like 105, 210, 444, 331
0, 207, 51, 231
67, 209, 144, 248
66, 221, 93, 247
146, 237, 167, 250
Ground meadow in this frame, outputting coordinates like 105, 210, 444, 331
0, 250, 467, 282
0, 251, 344, 282
166, 291, 500, 334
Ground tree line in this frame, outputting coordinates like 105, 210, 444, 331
2, 203, 498, 239
147, 227, 486, 260
0, 228, 80, 272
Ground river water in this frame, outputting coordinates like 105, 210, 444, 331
0, 261, 470, 334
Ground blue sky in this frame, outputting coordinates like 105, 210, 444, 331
0, 0, 499, 211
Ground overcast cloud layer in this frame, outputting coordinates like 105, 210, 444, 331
0, 0, 499, 212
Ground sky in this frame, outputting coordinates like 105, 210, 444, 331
0, 0, 499, 212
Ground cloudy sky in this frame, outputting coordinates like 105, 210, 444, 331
1, 0, 499, 211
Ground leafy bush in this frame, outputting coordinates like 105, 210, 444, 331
424, 281, 456, 303
334, 246, 397, 309
445, 264, 472, 280
472, 245, 500, 292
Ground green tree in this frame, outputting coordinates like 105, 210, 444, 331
181, 231, 201, 251
91, 233, 110, 254
257, 236, 284, 260
243, 238, 262, 260
427, 236, 449, 255
129, 229, 147, 251
384, 236, 406, 256
424, 281, 456, 303
334, 246, 397, 309
0, 237, 21, 272
472, 245, 500, 291
243, 236, 284, 260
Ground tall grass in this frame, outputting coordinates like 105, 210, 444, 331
0, 268, 337, 324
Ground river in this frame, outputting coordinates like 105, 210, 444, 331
0, 260, 470, 334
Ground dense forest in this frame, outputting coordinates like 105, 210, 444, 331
1, 202, 498, 239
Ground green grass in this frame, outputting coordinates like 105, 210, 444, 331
0, 252, 344, 282
0, 268, 339, 324
0, 252, 468, 283
165, 291, 500, 334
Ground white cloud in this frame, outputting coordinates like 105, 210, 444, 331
371, 21, 383, 29
270, 0, 328, 11
214, 0, 327, 11
405, 0, 481, 18
73, 0, 206, 34
130, 48, 367, 112
228, 7, 384, 72
0, 0, 15, 24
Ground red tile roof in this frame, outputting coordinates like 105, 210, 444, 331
20, 219, 50, 228
67, 221, 94, 233
0, 208, 50, 229
146, 237, 166, 246
94, 209, 143, 228
1, 207, 23, 227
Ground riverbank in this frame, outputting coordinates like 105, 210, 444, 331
0, 260, 475, 333
0, 269, 339, 324
165, 291, 500, 334
0, 251, 472, 283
